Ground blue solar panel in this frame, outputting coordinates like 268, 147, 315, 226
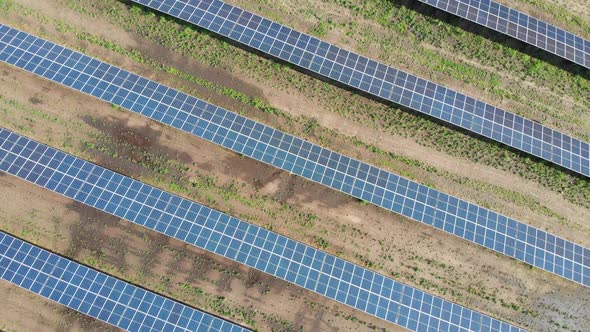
126, 0, 590, 178
417, 0, 590, 69
0, 231, 250, 332
0, 25, 587, 287
0, 128, 527, 331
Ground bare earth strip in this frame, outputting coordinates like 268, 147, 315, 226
0, 279, 119, 332
226, 0, 590, 140
10, 0, 587, 238
0, 175, 400, 332
0, 0, 588, 331
0, 65, 588, 330
6, 0, 587, 244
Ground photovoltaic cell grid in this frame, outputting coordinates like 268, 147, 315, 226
129, 0, 590, 178
0, 25, 588, 288
0, 232, 250, 332
0, 129, 525, 332
417, 0, 590, 69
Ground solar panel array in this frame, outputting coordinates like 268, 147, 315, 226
417, 0, 590, 69
0, 128, 525, 332
0, 232, 250, 332
0, 25, 588, 287
129, 0, 590, 178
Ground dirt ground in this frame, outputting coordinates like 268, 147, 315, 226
0, 175, 400, 332
228, 0, 590, 139
0, 0, 589, 331
6, 0, 587, 242
0, 280, 118, 332
1, 64, 588, 331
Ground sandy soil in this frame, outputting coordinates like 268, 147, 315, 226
0, 280, 118, 332
0, 0, 588, 331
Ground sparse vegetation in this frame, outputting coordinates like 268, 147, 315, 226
0, 0, 588, 331
314, 236, 330, 249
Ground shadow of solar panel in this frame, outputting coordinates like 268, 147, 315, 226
126, 0, 590, 178
0, 25, 587, 288
0, 128, 527, 332
0, 232, 250, 332
417, 0, 590, 69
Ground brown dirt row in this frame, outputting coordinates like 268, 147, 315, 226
225, 0, 590, 140
5, 0, 588, 244
0, 175, 399, 332
0, 280, 118, 332
0, 64, 588, 331
0, 0, 587, 331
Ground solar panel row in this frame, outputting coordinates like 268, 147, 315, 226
0, 128, 525, 332
0, 25, 587, 287
417, 0, 590, 69
130, 0, 590, 178
0, 231, 250, 332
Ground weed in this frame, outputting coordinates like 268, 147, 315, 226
310, 19, 334, 37
35, 0, 590, 209
303, 118, 319, 135
314, 236, 330, 249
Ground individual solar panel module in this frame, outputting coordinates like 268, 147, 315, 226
0, 232, 250, 332
417, 0, 590, 69
0, 129, 526, 332
0, 25, 588, 288
128, 0, 590, 178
